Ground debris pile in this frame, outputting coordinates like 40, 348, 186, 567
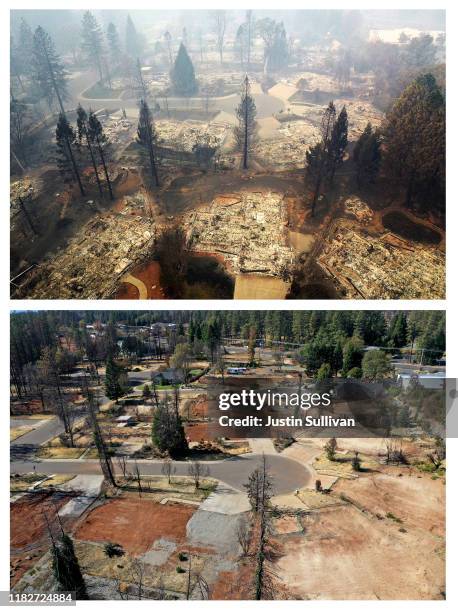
334, 98, 383, 139
155, 120, 229, 153
10, 177, 42, 208
102, 116, 134, 145
344, 196, 374, 224
121, 191, 149, 214
184, 191, 294, 276
256, 120, 321, 169
317, 222, 445, 299
16, 215, 156, 299
295, 71, 340, 93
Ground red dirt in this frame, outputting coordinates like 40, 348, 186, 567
10, 399, 46, 415
115, 282, 139, 299
115, 261, 165, 300
185, 422, 209, 442
75, 498, 195, 555
184, 395, 208, 419
11, 493, 72, 550
10, 492, 74, 586
211, 517, 259, 599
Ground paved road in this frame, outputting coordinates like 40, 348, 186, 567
10, 453, 311, 495
10, 417, 63, 447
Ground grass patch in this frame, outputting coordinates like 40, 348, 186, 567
10, 426, 35, 441
386, 512, 403, 524
10, 473, 46, 492
43, 474, 76, 488
82, 82, 124, 99
118, 475, 217, 502
296, 488, 344, 510
36, 446, 85, 459
414, 461, 446, 477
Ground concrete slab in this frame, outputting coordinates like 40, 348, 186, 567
140, 538, 176, 566
248, 438, 277, 455
59, 474, 104, 518
186, 509, 243, 555
199, 482, 250, 515
61, 474, 104, 497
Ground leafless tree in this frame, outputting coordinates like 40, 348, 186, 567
161, 457, 176, 484
134, 460, 142, 496
244, 454, 273, 512
131, 559, 145, 599
211, 11, 226, 65
188, 460, 209, 489
117, 454, 128, 478
236, 517, 251, 556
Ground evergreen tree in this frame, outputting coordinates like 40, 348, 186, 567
52, 532, 88, 599
341, 336, 364, 375
31, 26, 68, 114
170, 43, 198, 96
55, 113, 85, 196
81, 11, 105, 83
107, 22, 121, 64
386, 313, 407, 348
105, 355, 123, 400
305, 101, 335, 216
87, 111, 114, 199
383, 74, 445, 212
10, 97, 30, 166
137, 99, 160, 187
362, 350, 392, 380
353, 122, 381, 187
76, 104, 103, 197
126, 15, 142, 58
354, 311, 386, 345
327, 106, 348, 184
265, 22, 289, 72
17, 18, 34, 79
234, 75, 257, 170
152, 401, 188, 456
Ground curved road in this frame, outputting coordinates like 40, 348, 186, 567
11, 453, 311, 495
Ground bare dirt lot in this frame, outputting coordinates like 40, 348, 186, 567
332, 467, 445, 536
75, 498, 196, 555
275, 503, 444, 600
11, 492, 74, 586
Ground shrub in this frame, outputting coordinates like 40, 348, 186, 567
104, 542, 124, 558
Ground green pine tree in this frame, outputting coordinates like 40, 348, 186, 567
234, 75, 257, 169
32, 26, 68, 114
353, 122, 381, 187
327, 106, 348, 184
107, 22, 121, 64
170, 43, 198, 96
81, 11, 105, 83
52, 533, 88, 599
55, 113, 85, 196
105, 355, 123, 400
137, 99, 160, 187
